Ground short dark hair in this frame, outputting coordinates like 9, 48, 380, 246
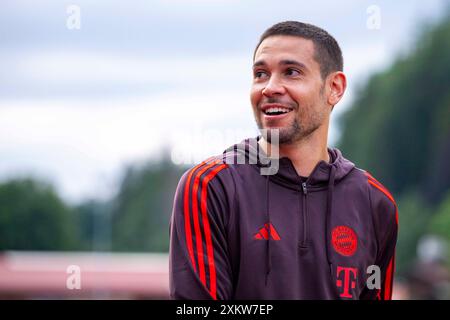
254, 21, 343, 79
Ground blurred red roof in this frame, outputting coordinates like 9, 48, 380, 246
0, 251, 169, 299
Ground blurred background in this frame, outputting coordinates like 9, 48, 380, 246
0, 0, 449, 299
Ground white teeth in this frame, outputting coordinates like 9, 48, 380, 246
265, 107, 291, 114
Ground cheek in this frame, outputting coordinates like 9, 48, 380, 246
285, 83, 317, 105
250, 85, 262, 108
286, 83, 306, 97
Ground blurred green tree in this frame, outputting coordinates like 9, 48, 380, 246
338, 15, 450, 204
428, 191, 450, 243
0, 178, 78, 251
395, 190, 432, 275
73, 199, 113, 251
110, 153, 186, 252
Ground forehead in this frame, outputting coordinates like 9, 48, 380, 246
254, 35, 317, 67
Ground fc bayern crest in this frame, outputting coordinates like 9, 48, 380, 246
331, 225, 358, 256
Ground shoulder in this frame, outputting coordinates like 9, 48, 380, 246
364, 171, 396, 207
176, 155, 235, 200
174, 156, 236, 227
353, 168, 398, 234
364, 171, 397, 219
347, 168, 396, 205
344, 167, 398, 223
181, 156, 230, 181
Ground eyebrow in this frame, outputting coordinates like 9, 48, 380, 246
252, 59, 308, 71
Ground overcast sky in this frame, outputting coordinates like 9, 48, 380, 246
0, 0, 447, 204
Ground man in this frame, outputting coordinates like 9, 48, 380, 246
169, 21, 398, 300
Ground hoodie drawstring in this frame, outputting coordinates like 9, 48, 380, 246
265, 174, 271, 286
325, 164, 337, 280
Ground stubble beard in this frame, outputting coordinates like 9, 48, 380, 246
255, 85, 327, 145
256, 105, 323, 146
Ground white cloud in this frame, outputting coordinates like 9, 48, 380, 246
0, 87, 254, 203
8, 49, 251, 88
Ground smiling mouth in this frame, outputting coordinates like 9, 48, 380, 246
262, 106, 294, 116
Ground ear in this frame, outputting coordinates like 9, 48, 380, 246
326, 71, 347, 106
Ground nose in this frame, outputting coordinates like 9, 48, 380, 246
262, 75, 286, 97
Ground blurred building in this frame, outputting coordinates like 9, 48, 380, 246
0, 251, 169, 299
403, 235, 450, 299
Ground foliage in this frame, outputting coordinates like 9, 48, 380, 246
110, 155, 186, 252
395, 190, 432, 275
0, 178, 78, 251
338, 16, 450, 204
428, 191, 450, 241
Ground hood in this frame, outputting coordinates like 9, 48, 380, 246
223, 136, 355, 189
223, 136, 356, 287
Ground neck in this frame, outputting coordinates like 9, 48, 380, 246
259, 122, 330, 178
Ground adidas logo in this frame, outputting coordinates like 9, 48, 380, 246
254, 223, 281, 240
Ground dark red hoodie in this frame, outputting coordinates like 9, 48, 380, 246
169, 137, 398, 300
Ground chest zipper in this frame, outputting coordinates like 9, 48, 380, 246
299, 182, 309, 251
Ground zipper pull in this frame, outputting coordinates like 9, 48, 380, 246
301, 182, 307, 195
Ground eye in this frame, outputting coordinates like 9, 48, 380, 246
254, 70, 268, 79
285, 68, 301, 77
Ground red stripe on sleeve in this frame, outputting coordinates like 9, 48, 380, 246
384, 254, 395, 300
368, 179, 399, 225
368, 178, 395, 204
191, 161, 221, 287
365, 172, 398, 300
365, 172, 396, 205
200, 163, 228, 300
182, 157, 215, 273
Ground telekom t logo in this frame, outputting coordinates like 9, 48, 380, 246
336, 266, 358, 298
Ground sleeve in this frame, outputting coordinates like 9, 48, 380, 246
169, 161, 234, 300
361, 175, 399, 300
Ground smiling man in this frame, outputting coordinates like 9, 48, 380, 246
169, 21, 398, 300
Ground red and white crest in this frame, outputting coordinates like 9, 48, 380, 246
331, 225, 358, 256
